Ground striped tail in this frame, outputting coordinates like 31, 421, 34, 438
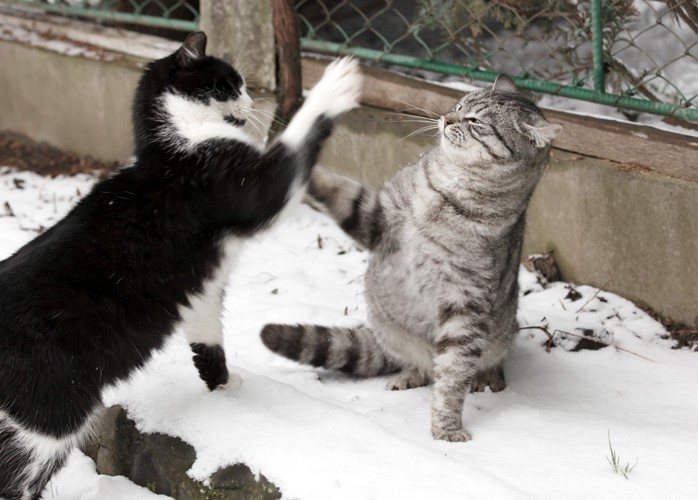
307, 167, 385, 250
261, 324, 400, 377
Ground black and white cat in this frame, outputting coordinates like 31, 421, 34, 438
0, 32, 362, 499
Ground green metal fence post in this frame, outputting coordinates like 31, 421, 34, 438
591, 0, 605, 93
6, 0, 696, 122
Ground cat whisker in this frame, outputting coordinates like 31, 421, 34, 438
245, 113, 265, 138
381, 112, 439, 129
242, 73, 262, 90
383, 115, 438, 124
250, 103, 279, 114
249, 108, 282, 130
402, 124, 440, 141
251, 111, 288, 135
389, 118, 439, 126
396, 99, 441, 118
128, 339, 146, 364
233, 40, 256, 83
251, 107, 286, 124
251, 97, 278, 103
248, 111, 279, 140
383, 111, 438, 121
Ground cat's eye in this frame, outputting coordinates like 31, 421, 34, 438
454, 103, 463, 112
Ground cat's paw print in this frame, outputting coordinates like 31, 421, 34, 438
307, 57, 363, 118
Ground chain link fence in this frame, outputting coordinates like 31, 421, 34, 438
3, 0, 198, 32
4, 0, 696, 122
296, 0, 698, 123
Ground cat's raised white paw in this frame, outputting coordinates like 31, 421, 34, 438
307, 57, 363, 118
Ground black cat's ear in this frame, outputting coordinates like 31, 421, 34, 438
493, 74, 517, 93
177, 31, 207, 67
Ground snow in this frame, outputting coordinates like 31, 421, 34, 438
1, 168, 697, 500
0, 24, 114, 62
45, 453, 170, 500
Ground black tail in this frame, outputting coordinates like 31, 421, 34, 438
261, 323, 400, 377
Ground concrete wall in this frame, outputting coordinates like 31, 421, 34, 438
1, 37, 696, 327
525, 154, 698, 327
0, 40, 140, 163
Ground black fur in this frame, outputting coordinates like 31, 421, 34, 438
190, 343, 229, 390
0, 32, 346, 499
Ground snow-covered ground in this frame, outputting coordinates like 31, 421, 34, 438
1, 168, 697, 500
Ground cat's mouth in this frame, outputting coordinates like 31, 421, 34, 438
442, 125, 466, 149
224, 115, 246, 127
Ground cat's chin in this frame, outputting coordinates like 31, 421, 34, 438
224, 115, 246, 127
440, 137, 472, 160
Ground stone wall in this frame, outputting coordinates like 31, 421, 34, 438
81, 406, 281, 500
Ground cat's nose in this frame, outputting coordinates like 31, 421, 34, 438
441, 116, 451, 127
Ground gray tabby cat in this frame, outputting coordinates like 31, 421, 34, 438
261, 76, 562, 442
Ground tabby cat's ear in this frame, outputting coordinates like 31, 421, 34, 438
177, 31, 207, 67
493, 74, 517, 93
524, 118, 563, 148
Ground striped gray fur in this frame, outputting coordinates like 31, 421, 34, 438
262, 75, 561, 442
261, 324, 400, 377
306, 171, 385, 250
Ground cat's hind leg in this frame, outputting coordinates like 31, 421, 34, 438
0, 421, 34, 500
1, 409, 99, 500
470, 363, 505, 393
470, 336, 510, 393
386, 367, 431, 391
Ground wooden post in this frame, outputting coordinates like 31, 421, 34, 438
269, 0, 302, 136
199, 0, 276, 91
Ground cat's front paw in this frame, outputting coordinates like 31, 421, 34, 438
215, 371, 243, 391
431, 410, 472, 442
432, 428, 473, 442
190, 342, 229, 391
307, 57, 363, 118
